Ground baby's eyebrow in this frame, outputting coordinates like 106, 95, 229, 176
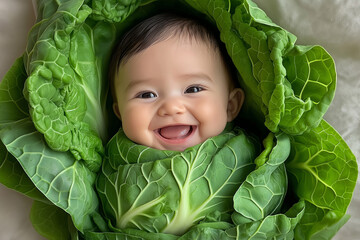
125, 78, 153, 91
179, 72, 213, 83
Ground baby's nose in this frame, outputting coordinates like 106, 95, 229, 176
157, 98, 186, 116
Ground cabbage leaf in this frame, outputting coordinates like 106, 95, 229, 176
0, 56, 101, 233
97, 128, 259, 235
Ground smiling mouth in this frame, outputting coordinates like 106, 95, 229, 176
155, 125, 196, 142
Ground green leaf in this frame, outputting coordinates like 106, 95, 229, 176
233, 200, 305, 239
30, 200, 78, 240
294, 201, 350, 240
84, 202, 305, 240
231, 1, 296, 132
0, 140, 47, 202
178, 222, 235, 240
222, 0, 336, 135
69, 21, 116, 142
0, 55, 100, 233
33, 0, 61, 22
280, 45, 336, 134
286, 120, 358, 213
232, 132, 290, 224
90, 0, 141, 22
0, 56, 46, 202
0, 57, 29, 129
24, 0, 108, 172
245, 0, 280, 28
0, 117, 99, 233
84, 229, 177, 240
97, 128, 259, 235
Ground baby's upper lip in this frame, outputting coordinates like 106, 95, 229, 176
154, 124, 196, 140
153, 123, 195, 130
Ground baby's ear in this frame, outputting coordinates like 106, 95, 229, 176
113, 102, 122, 120
227, 88, 244, 122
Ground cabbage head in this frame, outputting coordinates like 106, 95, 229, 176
0, 0, 357, 239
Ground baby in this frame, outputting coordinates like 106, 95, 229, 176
110, 13, 244, 152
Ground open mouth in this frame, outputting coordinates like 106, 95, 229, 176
155, 125, 196, 142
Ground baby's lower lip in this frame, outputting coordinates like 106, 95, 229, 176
154, 125, 196, 145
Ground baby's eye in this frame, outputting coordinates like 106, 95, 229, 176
185, 86, 204, 94
136, 91, 157, 99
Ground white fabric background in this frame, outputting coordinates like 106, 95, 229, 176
0, 0, 358, 239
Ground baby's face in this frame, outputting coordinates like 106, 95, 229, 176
113, 36, 243, 151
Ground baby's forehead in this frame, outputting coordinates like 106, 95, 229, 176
120, 29, 220, 67
119, 36, 223, 75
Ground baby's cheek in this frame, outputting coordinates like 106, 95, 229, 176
199, 97, 227, 119
121, 107, 150, 142
195, 99, 228, 137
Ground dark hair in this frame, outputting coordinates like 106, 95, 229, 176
109, 13, 237, 100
